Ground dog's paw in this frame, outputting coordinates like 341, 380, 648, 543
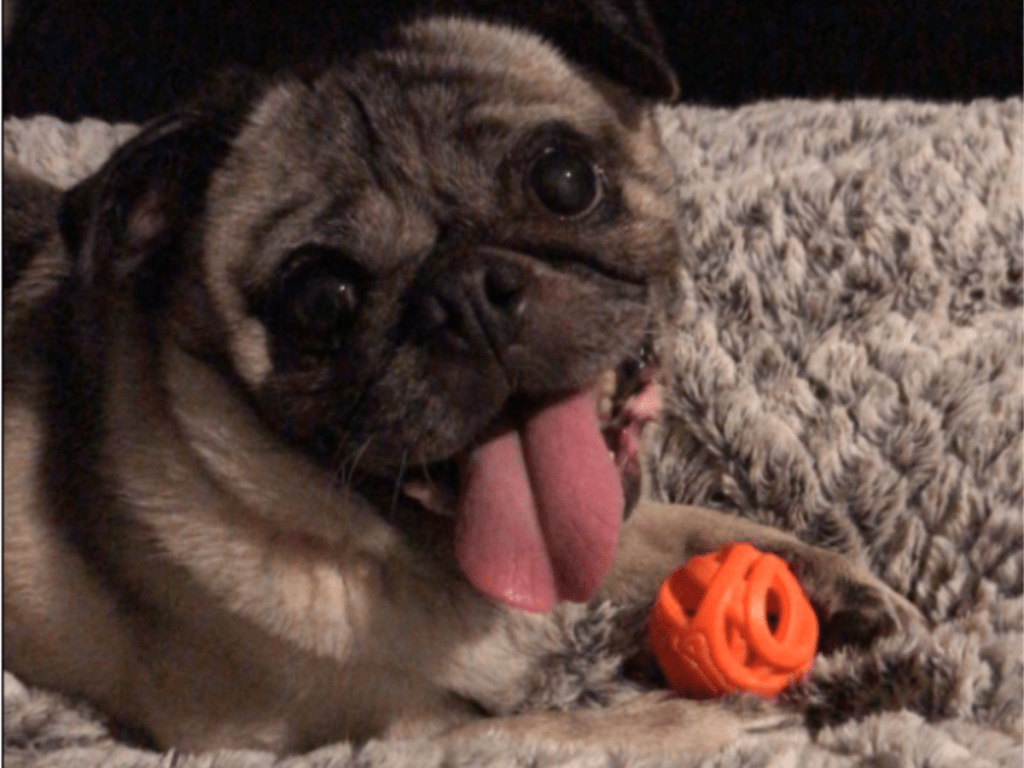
788, 549, 925, 653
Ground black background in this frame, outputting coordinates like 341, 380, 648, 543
4, 0, 1021, 122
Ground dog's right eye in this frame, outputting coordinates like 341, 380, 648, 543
528, 145, 601, 217
266, 247, 362, 350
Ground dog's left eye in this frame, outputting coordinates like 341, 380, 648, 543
289, 273, 357, 336
529, 146, 601, 217
267, 248, 362, 349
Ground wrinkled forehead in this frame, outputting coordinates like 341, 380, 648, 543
229, 19, 624, 181
389, 17, 619, 128
201, 20, 662, 289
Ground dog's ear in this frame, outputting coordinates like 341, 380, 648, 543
59, 115, 218, 291
59, 70, 263, 295
435, 0, 679, 100
546, 0, 679, 101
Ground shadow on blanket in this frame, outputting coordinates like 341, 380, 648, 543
3, 97, 1022, 767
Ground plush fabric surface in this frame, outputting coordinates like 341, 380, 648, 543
4, 97, 1022, 767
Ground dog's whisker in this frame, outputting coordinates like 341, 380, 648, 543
331, 433, 376, 507
387, 450, 411, 524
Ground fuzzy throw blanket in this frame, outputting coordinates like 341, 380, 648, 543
4, 98, 1022, 767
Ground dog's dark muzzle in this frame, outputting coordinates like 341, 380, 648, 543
407, 248, 531, 358
403, 245, 649, 394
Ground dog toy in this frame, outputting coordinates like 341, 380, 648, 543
647, 543, 818, 699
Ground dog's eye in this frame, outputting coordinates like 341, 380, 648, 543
529, 146, 601, 217
270, 248, 362, 348
289, 273, 357, 336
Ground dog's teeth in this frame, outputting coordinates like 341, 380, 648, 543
596, 369, 617, 421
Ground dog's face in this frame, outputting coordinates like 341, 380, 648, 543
63, 19, 681, 614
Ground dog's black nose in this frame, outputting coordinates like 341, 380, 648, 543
410, 254, 530, 354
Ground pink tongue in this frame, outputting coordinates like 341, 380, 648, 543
454, 389, 624, 613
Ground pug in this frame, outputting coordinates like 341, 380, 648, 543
2, 6, 922, 757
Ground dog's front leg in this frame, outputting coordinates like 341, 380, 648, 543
601, 501, 924, 650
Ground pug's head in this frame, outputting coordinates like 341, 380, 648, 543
61, 17, 682, 613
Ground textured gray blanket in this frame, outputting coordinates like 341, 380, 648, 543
4, 98, 1022, 767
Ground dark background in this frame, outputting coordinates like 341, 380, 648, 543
4, 0, 1022, 122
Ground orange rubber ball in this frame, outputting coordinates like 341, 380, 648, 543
648, 543, 818, 699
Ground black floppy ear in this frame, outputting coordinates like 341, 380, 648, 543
59, 69, 264, 293
435, 0, 679, 101
58, 112, 231, 296
543, 0, 679, 101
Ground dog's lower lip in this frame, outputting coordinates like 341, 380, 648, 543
402, 461, 459, 515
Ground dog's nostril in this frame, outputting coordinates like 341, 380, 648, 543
483, 264, 526, 311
